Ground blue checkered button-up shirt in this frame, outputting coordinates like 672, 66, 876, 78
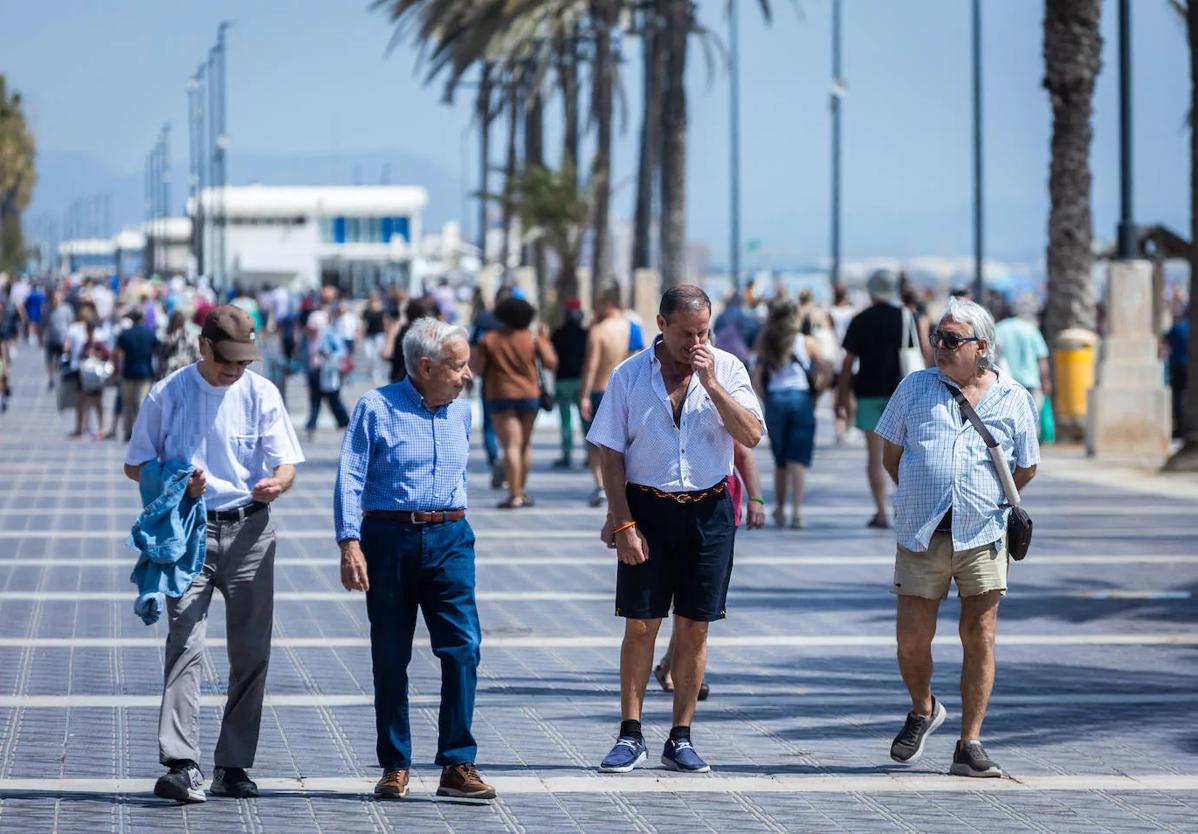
334, 378, 471, 542
874, 367, 1039, 553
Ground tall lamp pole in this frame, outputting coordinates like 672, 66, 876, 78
971, 0, 985, 300
1116, 0, 1135, 259
729, 0, 742, 293
829, 0, 843, 288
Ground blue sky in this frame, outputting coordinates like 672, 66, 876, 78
1, 0, 1190, 267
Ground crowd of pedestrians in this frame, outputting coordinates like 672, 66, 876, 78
2, 264, 1156, 803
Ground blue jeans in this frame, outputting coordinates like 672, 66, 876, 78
361, 516, 482, 769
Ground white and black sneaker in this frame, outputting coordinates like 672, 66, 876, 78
949, 740, 1003, 777
154, 760, 206, 803
889, 697, 947, 763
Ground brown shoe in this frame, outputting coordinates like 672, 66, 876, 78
374, 769, 410, 799
436, 763, 496, 799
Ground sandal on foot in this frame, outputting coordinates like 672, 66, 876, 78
497, 496, 525, 509
866, 514, 891, 529
653, 665, 674, 693
698, 680, 710, 701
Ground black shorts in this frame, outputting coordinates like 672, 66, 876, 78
486, 397, 540, 416
615, 481, 736, 622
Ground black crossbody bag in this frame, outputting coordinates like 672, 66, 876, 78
942, 381, 1033, 561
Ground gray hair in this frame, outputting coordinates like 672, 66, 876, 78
938, 297, 998, 371
403, 317, 469, 378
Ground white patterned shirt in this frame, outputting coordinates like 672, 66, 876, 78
586, 336, 765, 491
874, 367, 1040, 553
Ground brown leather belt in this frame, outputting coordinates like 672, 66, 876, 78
631, 481, 727, 504
364, 509, 466, 525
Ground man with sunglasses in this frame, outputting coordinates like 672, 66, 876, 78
873, 297, 1039, 779
124, 305, 305, 803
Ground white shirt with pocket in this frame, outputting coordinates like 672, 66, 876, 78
125, 364, 305, 510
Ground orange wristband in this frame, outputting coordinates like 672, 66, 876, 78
612, 521, 636, 535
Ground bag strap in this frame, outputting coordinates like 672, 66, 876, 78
901, 307, 916, 350
941, 380, 1021, 507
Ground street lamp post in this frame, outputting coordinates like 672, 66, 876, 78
1116, 0, 1136, 259
829, 0, 843, 288
972, 0, 985, 300
729, 0, 741, 293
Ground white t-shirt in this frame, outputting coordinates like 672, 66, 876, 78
125, 364, 305, 510
765, 334, 811, 393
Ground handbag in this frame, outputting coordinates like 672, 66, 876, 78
899, 307, 925, 378
80, 356, 115, 393
942, 381, 1033, 561
536, 363, 554, 412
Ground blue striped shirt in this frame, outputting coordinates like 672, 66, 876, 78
334, 378, 471, 542
874, 367, 1040, 553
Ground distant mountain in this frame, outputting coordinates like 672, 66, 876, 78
26, 148, 468, 240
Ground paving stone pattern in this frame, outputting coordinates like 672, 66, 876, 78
0, 348, 1196, 832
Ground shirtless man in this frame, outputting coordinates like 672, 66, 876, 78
580, 286, 645, 507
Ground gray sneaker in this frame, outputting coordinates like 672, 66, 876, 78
890, 697, 947, 763
949, 740, 1003, 777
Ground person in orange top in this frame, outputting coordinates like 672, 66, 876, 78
471, 296, 558, 509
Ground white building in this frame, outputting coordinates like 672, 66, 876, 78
192, 185, 428, 294
58, 238, 116, 277
142, 217, 192, 277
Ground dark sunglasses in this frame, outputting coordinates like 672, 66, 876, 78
204, 338, 254, 368
931, 330, 980, 351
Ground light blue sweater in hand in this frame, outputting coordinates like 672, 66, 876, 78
128, 460, 207, 625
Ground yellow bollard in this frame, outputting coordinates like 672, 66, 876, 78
1052, 328, 1097, 420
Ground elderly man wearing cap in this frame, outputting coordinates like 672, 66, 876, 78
124, 305, 305, 803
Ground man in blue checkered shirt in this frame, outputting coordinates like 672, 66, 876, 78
334, 317, 496, 803
874, 298, 1039, 779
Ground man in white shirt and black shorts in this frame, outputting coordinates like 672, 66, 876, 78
124, 305, 305, 803
587, 285, 764, 774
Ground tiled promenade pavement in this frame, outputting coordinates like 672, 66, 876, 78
0, 346, 1197, 833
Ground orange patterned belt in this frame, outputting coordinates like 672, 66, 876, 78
632, 481, 727, 504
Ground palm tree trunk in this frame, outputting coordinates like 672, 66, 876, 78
500, 80, 520, 280
590, 0, 616, 305
557, 29, 581, 303
633, 11, 662, 272
659, 0, 690, 287
1166, 0, 1198, 468
558, 27, 580, 183
525, 85, 549, 316
1042, 0, 1101, 344
477, 62, 492, 260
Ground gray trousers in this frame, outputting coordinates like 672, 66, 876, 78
159, 508, 276, 768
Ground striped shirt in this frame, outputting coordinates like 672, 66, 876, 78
333, 378, 471, 542
874, 367, 1040, 553
586, 336, 765, 492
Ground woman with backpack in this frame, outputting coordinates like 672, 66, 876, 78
753, 298, 828, 529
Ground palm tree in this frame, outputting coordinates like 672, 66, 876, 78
1165, 0, 1198, 469
0, 75, 35, 273
656, 0, 773, 287
1041, 0, 1102, 442
632, 4, 663, 274
658, 0, 691, 287
589, 0, 619, 301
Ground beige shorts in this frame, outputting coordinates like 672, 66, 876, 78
891, 531, 1008, 599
